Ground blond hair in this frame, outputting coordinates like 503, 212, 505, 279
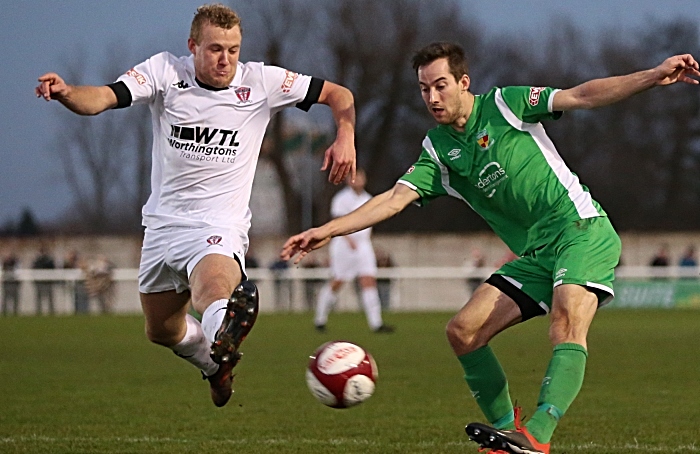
190, 3, 242, 43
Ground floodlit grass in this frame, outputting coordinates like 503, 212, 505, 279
1, 309, 699, 453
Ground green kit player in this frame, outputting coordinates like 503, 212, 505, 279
281, 42, 700, 453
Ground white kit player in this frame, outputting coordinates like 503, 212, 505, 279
315, 169, 394, 333
35, 4, 356, 407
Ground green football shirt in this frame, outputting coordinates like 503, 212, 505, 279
398, 86, 607, 256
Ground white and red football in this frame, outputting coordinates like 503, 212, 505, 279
305, 341, 378, 409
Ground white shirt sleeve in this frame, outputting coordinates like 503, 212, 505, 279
330, 190, 348, 218
115, 52, 171, 106
261, 64, 313, 110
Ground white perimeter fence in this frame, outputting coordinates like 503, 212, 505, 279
1, 266, 699, 316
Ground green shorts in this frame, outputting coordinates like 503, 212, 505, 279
491, 216, 621, 320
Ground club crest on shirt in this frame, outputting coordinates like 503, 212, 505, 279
235, 86, 251, 103
207, 235, 223, 246
476, 129, 493, 150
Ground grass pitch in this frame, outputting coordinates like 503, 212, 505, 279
1, 309, 699, 454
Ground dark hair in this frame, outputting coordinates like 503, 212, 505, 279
411, 42, 469, 82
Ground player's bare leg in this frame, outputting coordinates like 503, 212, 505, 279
548, 284, 597, 348
446, 282, 522, 355
141, 290, 192, 347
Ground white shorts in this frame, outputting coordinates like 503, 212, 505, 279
329, 237, 377, 281
138, 226, 248, 294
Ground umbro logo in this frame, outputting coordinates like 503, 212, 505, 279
448, 148, 462, 161
173, 80, 189, 89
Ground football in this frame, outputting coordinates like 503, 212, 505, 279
305, 341, 378, 409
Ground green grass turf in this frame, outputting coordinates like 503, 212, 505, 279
1, 309, 699, 453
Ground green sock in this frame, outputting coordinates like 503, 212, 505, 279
458, 345, 515, 430
525, 343, 588, 443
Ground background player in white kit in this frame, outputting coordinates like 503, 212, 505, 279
315, 169, 394, 333
35, 3, 356, 407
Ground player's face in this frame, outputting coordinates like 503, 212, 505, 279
188, 23, 242, 88
417, 58, 470, 127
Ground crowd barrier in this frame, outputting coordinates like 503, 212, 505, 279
1, 266, 698, 315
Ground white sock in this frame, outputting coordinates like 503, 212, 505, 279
200, 298, 229, 344
361, 287, 383, 330
171, 313, 219, 376
314, 284, 337, 326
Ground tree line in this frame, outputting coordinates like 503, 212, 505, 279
41, 0, 700, 235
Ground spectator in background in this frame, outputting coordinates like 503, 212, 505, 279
32, 247, 56, 315
244, 250, 260, 270
301, 256, 325, 312
679, 245, 697, 267
466, 247, 486, 296
63, 250, 90, 314
2, 252, 21, 316
375, 248, 395, 311
269, 259, 291, 311
244, 247, 260, 288
85, 255, 115, 314
650, 245, 670, 267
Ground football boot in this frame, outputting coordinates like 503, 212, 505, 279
466, 407, 550, 454
210, 281, 259, 367
203, 362, 235, 407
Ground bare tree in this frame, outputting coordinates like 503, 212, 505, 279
478, 19, 700, 231
54, 44, 151, 233
597, 20, 700, 229
51, 7, 699, 234
309, 0, 487, 229
231, 0, 323, 233
230, 0, 488, 233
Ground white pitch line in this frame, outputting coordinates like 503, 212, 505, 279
1, 436, 698, 452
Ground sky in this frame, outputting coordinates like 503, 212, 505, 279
1, 0, 698, 227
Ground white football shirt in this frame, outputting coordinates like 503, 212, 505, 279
330, 186, 372, 242
116, 52, 313, 232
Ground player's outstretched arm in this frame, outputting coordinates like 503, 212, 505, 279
317, 81, 356, 185
35, 72, 118, 115
552, 54, 700, 111
281, 183, 419, 264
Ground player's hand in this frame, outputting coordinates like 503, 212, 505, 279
321, 137, 356, 185
35, 73, 70, 101
280, 227, 332, 264
654, 54, 700, 86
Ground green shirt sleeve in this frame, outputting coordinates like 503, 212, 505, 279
397, 143, 449, 206
500, 86, 562, 123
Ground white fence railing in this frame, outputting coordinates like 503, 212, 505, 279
1, 266, 698, 315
